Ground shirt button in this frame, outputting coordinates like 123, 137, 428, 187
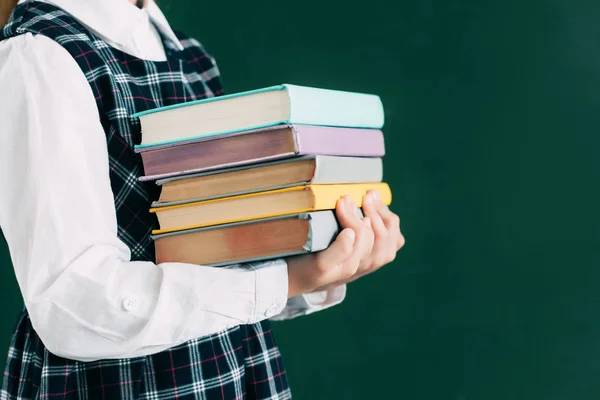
265, 300, 279, 316
122, 296, 138, 312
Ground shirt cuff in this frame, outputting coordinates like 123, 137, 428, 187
271, 284, 347, 321
250, 259, 289, 322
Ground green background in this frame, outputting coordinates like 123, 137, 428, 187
2, 0, 599, 398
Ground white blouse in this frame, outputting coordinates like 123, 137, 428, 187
0, 0, 345, 362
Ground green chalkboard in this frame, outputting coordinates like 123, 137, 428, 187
2, 0, 600, 398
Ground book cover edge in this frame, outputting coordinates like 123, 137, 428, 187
132, 84, 286, 118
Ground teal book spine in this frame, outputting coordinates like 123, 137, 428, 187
284, 84, 384, 129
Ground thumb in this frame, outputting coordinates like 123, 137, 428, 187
315, 228, 355, 273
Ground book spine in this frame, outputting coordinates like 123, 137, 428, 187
293, 126, 386, 157
304, 211, 340, 251
312, 156, 384, 183
310, 182, 392, 210
285, 84, 385, 128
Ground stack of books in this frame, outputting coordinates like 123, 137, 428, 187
133, 84, 392, 266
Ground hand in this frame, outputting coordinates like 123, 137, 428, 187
300, 191, 405, 295
341, 190, 405, 283
285, 196, 375, 298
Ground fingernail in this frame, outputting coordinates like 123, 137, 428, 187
364, 194, 372, 205
372, 191, 381, 205
364, 217, 372, 228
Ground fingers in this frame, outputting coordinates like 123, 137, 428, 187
331, 193, 402, 283
336, 195, 363, 231
336, 193, 378, 257
344, 216, 374, 267
335, 195, 375, 273
315, 228, 355, 275
396, 229, 406, 250
377, 205, 404, 251
378, 204, 400, 230
361, 190, 390, 270
362, 191, 388, 239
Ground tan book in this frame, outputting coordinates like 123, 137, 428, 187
133, 84, 384, 148
153, 156, 383, 207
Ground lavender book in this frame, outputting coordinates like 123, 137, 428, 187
136, 124, 385, 181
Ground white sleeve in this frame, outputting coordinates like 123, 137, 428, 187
271, 285, 347, 321
0, 33, 292, 362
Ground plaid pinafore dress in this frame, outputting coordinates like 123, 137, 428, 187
0, 2, 290, 399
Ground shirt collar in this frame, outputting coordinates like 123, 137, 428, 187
18, 0, 184, 51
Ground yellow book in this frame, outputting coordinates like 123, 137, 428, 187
150, 182, 392, 234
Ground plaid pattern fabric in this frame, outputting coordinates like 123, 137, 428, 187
0, 2, 290, 399
3, 314, 289, 400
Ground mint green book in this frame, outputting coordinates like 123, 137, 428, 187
133, 84, 385, 149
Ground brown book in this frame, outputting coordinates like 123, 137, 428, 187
153, 211, 341, 266
153, 155, 383, 207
